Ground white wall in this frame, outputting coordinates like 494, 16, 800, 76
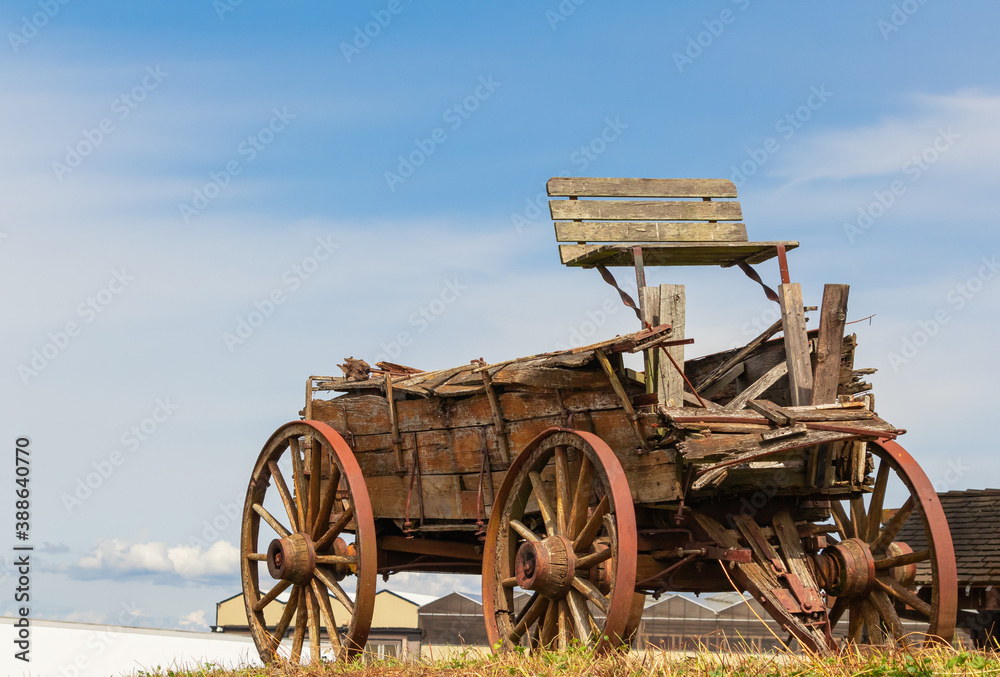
2, 616, 259, 677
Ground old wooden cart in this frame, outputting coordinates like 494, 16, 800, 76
240, 177, 957, 663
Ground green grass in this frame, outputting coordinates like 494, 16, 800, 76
130, 645, 1000, 677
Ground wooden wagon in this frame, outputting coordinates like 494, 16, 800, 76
240, 177, 957, 664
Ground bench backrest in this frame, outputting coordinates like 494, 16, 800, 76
548, 177, 747, 245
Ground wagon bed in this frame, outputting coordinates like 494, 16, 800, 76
239, 176, 957, 664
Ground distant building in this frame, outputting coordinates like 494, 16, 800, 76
214, 589, 433, 657
418, 592, 489, 647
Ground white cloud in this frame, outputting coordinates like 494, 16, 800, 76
178, 609, 209, 630
62, 610, 108, 624
771, 89, 1000, 185
77, 539, 238, 581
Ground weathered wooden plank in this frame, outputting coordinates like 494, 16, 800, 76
558, 242, 799, 267
363, 446, 681, 520
312, 388, 624, 438
812, 284, 850, 405
772, 510, 823, 597
661, 405, 873, 423
696, 319, 783, 392
546, 177, 738, 198
700, 362, 744, 399
778, 283, 814, 406
657, 285, 685, 406
554, 221, 748, 243
746, 399, 796, 426
640, 286, 660, 396
724, 360, 788, 411
678, 419, 894, 463
550, 199, 743, 222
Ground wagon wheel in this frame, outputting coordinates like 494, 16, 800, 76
815, 439, 957, 647
482, 428, 637, 654
241, 421, 376, 664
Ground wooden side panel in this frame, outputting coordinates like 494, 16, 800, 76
658, 285, 685, 407
337, 404, 683, 520
549, 200, 743, 222
812, 284, 850, 405
554, 221, 748, 243
546, 177, 738, 198
778, 283, 814, 406
639, 286, 661, 396
311, 388, 623, 438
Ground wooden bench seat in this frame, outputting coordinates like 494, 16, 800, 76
548, 177, 797, 268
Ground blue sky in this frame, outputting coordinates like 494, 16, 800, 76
1, 0, 998, 636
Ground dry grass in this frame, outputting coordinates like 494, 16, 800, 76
131, 644, 1000, 677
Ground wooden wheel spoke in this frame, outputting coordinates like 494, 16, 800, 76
308, 439, 323, 532
306, 586, 322, 664
270, 585, 300, 651
875, 576, 932, 618
572, 494, 610, 551
314, 568, 355, 615
566, 589, 593, 642
870, 589, 904, 641
828, 596, 848, 630
875, 549, 929, 570
568, 454, 594, 540
557, 600, 570, 649
540, 596, 559, 648
313, 465, 342, 540
571, 576, 609, 613
848, 602, 864, 644
831, 501, 852, 540
873, 496, 915, 552
501, 576, 518, 588
861, 600, 885, 644
253, 503, 291, 538
509, 593, 546, 644
528, 471, 557, 537
554, 446, 571, 536
311, 578, 342, 654
315, 505, 355, 551
267, 461, 300, 532
291, 589, 307, 661
850, 497, 868, 544
866, 459, 891, 542
247, 552, 267, 561
253, 579, 291, 613
509, 519, 542, 543
575, 547, 613, 570
289, 437, 308, 533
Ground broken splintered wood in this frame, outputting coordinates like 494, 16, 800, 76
338, 357, 371, 381
812, 284, 850, 405
778, 283, 814, 406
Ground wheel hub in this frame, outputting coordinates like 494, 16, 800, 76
885, 541, 917, 587
514, 536, 576, 599
267, 533, 316, 584
815, 537, 876, 598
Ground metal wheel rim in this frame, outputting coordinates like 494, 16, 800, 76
240, 420, 376, 664
826, 439, 957, 647
482, 427, 637, 654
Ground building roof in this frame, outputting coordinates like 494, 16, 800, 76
380, 590, 439, 607
896, 488, 1000, 587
